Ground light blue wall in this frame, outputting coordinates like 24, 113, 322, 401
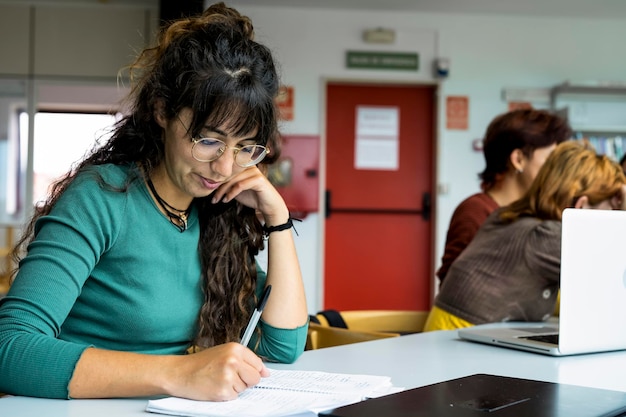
231, 4, 626, 312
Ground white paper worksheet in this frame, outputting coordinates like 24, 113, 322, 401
145, 369, 398, 417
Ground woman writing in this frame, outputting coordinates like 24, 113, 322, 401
0, 3, 308, 400
426, 140, 626, 331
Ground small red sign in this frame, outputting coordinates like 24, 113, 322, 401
508, 101, 533, 111
276, 86, 294, 121
446, 96, 469, 130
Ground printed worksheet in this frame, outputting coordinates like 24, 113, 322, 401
146, 369, 397, 417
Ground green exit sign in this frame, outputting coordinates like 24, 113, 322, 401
346, 51, 419, 71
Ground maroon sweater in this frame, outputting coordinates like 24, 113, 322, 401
437, 192, 499, 283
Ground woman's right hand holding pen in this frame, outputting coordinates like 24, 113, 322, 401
165, 342, 270, 401
69, 343, 268, 400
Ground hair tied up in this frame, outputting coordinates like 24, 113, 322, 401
224, 67, 251, 78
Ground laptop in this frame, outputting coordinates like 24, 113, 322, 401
458, 208, 626, 356
319, 374, 626, 417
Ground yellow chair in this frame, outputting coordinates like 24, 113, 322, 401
306, 310, 429, 350
313, 310, 429, 334
0, 225, 15, 294
306, 322, 398, 350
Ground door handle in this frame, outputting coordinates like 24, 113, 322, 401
421, 192, 431, 221
325, 190, 332, 218
326, 190, 432, 221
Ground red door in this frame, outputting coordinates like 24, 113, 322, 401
324, 82, 435, 311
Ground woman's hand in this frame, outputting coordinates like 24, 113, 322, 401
68, 343, 269, 400
166, 343, 270, 401
209, 166, 308, 335
211, 167, 289, 225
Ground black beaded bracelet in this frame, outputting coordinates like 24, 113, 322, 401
262, 217, 301, 238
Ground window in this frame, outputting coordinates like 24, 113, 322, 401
20, 111, 118, 206
0, 79, 27, 220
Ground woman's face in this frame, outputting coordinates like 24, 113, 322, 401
158, 108, 259, 200
591, 200, 616, 210
578, 198, 616, 210
575, 192, 623, 210
519, 143, 557, 189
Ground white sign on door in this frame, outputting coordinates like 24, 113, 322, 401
354, 106, 399, 170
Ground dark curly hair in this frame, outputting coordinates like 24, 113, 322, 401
13, 2, 282, 349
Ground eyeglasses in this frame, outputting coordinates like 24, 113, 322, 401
191, 137, 269, 167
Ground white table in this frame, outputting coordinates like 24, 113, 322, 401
3, 327, 626, 416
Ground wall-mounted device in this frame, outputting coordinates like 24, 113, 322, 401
434, 57, 450, 79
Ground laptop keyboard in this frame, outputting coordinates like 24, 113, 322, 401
521, 334, 559, 345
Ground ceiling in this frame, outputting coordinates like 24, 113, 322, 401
7, 0, 626, 20
229, 0, 626, 20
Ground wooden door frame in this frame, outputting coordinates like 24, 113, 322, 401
318, 77, 441, 310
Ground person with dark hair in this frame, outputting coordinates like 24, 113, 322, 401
426, 141, 626, 331
436, 109, 571, 284
0, 3, 308, 400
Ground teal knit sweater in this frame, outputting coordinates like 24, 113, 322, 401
0, 164, 306, 399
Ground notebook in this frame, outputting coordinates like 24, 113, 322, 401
145, 369, 395, 417
318, 373, 626, 417
458, 208, 626, 356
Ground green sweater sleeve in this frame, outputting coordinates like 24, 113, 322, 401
0, 165, 204, 398
0, 168, 126, 398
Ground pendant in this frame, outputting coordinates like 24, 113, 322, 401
179, 213, 188, 231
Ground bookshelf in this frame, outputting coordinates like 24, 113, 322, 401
551, 83, 626, 162
573, 131, 625, 162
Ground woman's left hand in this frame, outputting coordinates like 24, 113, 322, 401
211, 167, 289, 224
212, 166, 307, 331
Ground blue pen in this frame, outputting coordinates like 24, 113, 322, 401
240, 285, 272, 346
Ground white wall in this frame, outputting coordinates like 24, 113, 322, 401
228, 4, 626, 312
6, 1, 626, 313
